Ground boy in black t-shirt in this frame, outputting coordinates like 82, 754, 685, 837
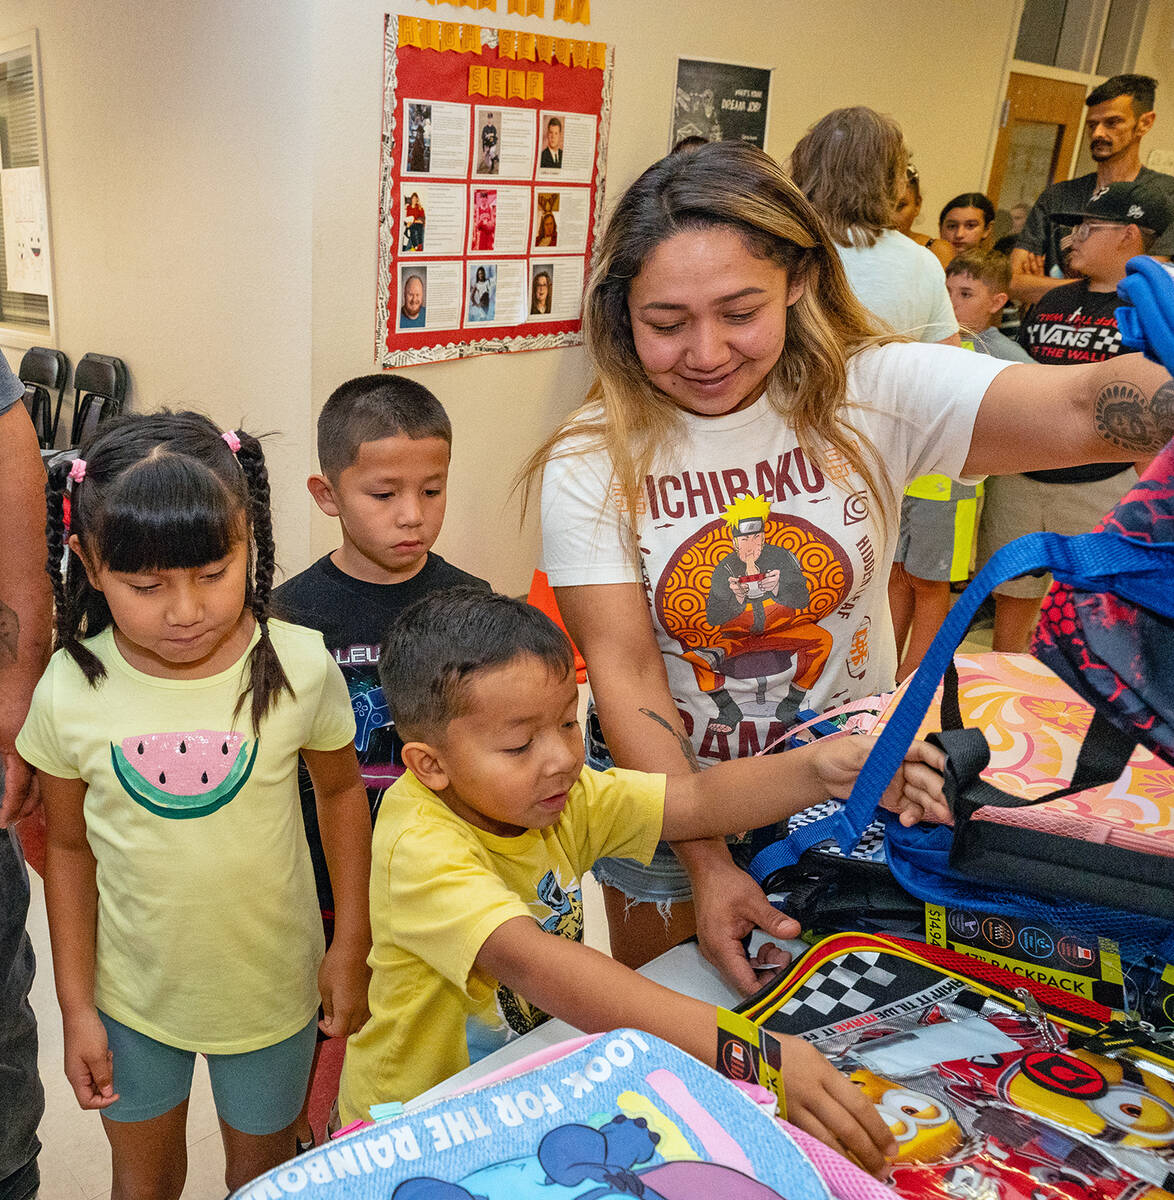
274, 374, 489, 1145
979, 180, 1171, 653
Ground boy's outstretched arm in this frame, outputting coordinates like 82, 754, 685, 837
660, 735, 948, 843
476, 916, 897, 1176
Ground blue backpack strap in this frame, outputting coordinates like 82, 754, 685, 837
746, 526, 1174, 883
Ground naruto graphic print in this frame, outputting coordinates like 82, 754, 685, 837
541, 346, 1007, 767
654, 487, 855, 759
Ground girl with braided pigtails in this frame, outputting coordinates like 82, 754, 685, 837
17, 412, 371, 1197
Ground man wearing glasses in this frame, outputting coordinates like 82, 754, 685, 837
978, 180, 1173, 653
1010, 75, 1174, 306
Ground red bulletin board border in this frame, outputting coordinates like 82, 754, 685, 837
376, 14, 613, 368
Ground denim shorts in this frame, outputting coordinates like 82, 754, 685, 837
586, 707, 694, 904
98, 1011, 317, 1134
586, 708, 781, 905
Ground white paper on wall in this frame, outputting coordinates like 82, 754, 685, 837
1, 167, 50, 296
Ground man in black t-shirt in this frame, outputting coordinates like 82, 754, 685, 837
981, 179, 1172, 653
1011, 74, 1174, 306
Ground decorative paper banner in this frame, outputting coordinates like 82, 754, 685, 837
377, 14, 614, 367
401, 14, 600, 68
423, 0, 499, 9
507, 0, 543, 15
553, 0, 590, 23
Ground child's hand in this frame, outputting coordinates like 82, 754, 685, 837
812, 735, 950, 826
318, 944, 372, 1039
62, 1007, 119, 1110
772, 1034, 896, 1177
878, 739, 951, 827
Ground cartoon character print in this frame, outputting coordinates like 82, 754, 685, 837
394, 1110, 789, 1200
944, 1048, 1174, 1151
851, 1067, 965, 1163
495, 870, 582, 1037
656, 495, 852, 739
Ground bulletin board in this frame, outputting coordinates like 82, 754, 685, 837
376, 14, 614, 368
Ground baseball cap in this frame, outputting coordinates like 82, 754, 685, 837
1054, 179, 1173, 234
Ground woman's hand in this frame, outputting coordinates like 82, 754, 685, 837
318, 944, 371, 1039
62, 1007, 118, 1110
773, 1034, 896, 1177
684, 843, 799, 995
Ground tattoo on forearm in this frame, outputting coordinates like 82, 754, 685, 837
639, 707, 703, 774
0, 602, 17, 666
1094, 379, 1174, 453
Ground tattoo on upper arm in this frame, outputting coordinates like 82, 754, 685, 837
638, 707, 702, 774
1094, 379, 1174, 453
0, 602, 18, 665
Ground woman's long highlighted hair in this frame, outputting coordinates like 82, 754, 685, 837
520, 140, 901, 547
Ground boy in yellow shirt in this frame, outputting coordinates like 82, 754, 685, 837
340, 589, 948, 1174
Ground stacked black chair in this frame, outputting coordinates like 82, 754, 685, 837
71, 353, 127, 448
18, 346, 69, 450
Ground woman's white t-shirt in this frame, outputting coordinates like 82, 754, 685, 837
541, 342, 1008, 764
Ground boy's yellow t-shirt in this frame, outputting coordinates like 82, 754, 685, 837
17, 620, 356, 1053
338, 764, 665, 1119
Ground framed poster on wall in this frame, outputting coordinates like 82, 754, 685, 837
377, 15, 614, 367
670, 58, 771, 150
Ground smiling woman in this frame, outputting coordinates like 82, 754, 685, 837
519, 139, 1174, 996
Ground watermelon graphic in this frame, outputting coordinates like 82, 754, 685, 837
110, 730, 258, 819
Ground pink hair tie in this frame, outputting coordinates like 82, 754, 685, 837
221, 430, 242, 454
68, 458, 87, 484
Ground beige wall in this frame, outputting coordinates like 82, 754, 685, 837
16, 0, 1174, 597
1136, 0, 1174, 165
312, 0, 1022, 593
0, 0, 314, 572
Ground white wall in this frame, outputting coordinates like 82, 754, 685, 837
309, 0, 1021, 593
0, 0, 313, 571
14, 0, 1174, 596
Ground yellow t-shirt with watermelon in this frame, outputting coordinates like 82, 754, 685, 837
17, 619, 356, 1053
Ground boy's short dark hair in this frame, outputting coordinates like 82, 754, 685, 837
317, 375, 452, 480
946, 248, 1012, 294
1086, 74, 1156, 117
380, 589, 575, 742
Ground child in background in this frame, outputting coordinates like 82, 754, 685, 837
938, 192, 996, 259
978, 181, 1167, 652
339, 589, 951, 1175
945, 249, 1033, 363
890, 253, 1030, 674
274, 375, 489, 1147
17, 413, 372, 1194
894, 165, 953, 268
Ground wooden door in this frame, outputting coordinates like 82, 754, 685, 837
987, 73, 1088, 210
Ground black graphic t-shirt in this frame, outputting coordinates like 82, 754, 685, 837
1016, 167, 1174, 275
274, 552, 490, 911
1018, 280, 1132, 485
